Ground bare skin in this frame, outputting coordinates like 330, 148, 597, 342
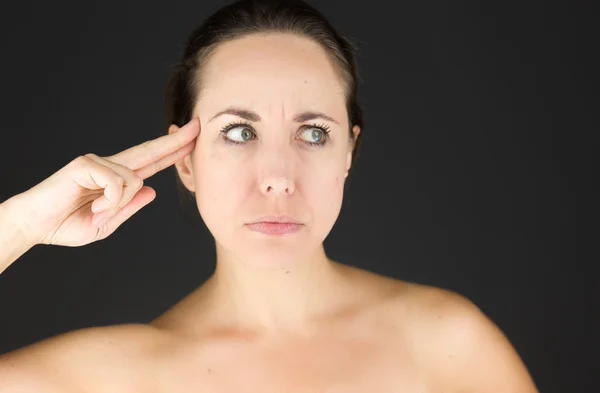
0, 263, 538, 393
0, 32, 538, 392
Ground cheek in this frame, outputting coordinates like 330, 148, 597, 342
192, 149, 248, 225
302, 162, 346, 224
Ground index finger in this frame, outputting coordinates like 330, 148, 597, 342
108, 117, 200, 170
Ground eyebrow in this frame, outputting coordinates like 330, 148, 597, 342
207, 106, 339, 125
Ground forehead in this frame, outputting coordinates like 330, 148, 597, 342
195, 33, 346, 119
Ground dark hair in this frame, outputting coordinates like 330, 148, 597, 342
164, 0, 364, 206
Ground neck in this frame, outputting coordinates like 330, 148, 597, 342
197, 242, 350, 334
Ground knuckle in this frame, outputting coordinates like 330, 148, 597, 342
174, 136, 184, 150
129, 175, 144, 190
83, 153, 99, 160
69, 155, 94, 170
75, 155, 91, 164
114, 176, 125, 186
141, 140, 158, 161
141, 140, 152, 148
122, 167, 144, 188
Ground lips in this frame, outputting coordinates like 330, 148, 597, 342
246, 216, 302, 225
244, 216, 303, 235
245, 221, 303, 235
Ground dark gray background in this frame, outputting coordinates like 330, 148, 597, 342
0, 1, 589, 392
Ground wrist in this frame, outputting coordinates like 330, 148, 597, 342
1, 193, 39, 248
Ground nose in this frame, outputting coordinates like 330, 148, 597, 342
260, 176, 295, 196
258, 146, 296, 196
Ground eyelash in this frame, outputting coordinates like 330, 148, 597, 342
218, 120, 331, 148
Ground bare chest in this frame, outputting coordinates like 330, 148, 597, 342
150, 332, 432, 393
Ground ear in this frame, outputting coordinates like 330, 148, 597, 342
345, 125, 361, 178
168, 123, 196, 192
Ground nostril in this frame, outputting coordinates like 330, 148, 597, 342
260, 177, 295, 195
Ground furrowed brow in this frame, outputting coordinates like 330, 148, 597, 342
208, 106, 339, 124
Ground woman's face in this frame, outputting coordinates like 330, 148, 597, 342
174, 33, 359, 268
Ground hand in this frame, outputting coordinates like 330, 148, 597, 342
15, 117, 200, 247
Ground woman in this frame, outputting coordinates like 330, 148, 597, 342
0, 0, 538, 391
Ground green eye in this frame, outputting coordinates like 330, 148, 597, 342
220, 122, 331, 148
226, 126, 255, 142
300, 128, 325, 143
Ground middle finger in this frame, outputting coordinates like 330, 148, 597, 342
108, 117, 200, 170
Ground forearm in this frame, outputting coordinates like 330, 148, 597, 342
0, 194, 37, 274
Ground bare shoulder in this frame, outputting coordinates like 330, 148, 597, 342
383, 279, 539, 393
0, 323, 165, 393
